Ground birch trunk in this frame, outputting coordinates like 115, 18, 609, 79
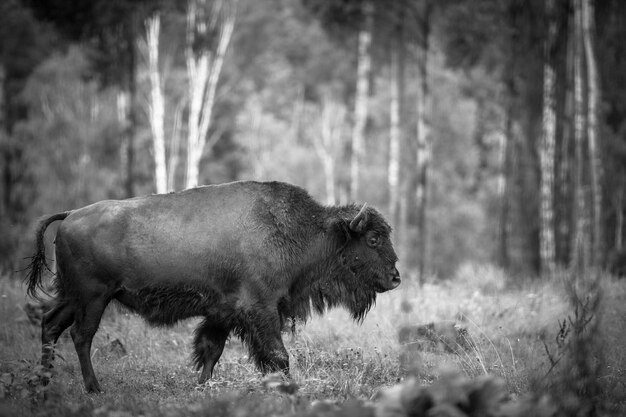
415, 1, 431, 284
388, 21, 404, 228
314, 93, 345, 205
349, 0, 373, 200
167, 99, 185, 191
582, 0, 602, 266
498, 15, 517, 271
616, 189, 624, 250
117, 91, 128, 193
498, 106, 514, 270
0, 64, 4, 133
556, 8, 576, 266
0, 64, 5, 217
123, 10, 138, 198
146, 13, 168, 194
570, 0, 588, 271
185, 0, 236, 189
539, 0, 558, 274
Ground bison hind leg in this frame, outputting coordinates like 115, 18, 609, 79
70, 296, 110, 393
193, 319, 230, 384
41, 299, 75, 383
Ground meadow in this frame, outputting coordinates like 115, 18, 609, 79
0, 264, 624, 416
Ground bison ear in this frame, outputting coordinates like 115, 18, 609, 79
349, 203, 368, 233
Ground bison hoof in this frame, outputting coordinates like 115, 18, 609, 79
85, 381, 103, 394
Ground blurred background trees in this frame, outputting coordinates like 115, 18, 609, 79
1, 0, 624, 280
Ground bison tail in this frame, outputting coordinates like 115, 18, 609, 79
24, 211, 72, 300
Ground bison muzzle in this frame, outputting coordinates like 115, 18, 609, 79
25, 180, 400, 393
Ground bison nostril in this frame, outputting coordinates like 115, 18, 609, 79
389, 266, 401, 287
390, 275, 401, 288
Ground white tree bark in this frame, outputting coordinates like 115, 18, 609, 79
582, 0, 602, 266
185, 0, 236, 189
349, 0, 373, 201
313, 92, 345, 205
146, 13, 168, 194
415, 1, 432, 284
116, 91, 132, 195
571, 0, 588, 271
388, 31, 401, 225
167, 99, 185, 191
616, 188, 624, 250
539, 0, 557, 274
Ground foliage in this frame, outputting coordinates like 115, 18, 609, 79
375, 372, 557, 417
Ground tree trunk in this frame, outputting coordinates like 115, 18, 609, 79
498, 105, 514, 270
472, 99, 489, 193
616, 188, 624, 251
570, 0, 588, 271
415, 1, 431, 284
185, 0, 236, 189
146, 13, 168, 194
497, 2, 524, 271
117, 87, 135, 199
117, 91, 129, 194
556, 6, 575, 267
349, 0, 373, 201
582, 0, 602, 267
123, 9, 138, 198
167, 99, 185, 192
388, 21, 404, 227
398, 171, 410, 269
0, 63, 7, 218
539, 0, 558, 275
314, 92, 345, 205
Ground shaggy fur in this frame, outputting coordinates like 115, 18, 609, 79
25, 181, 400, 393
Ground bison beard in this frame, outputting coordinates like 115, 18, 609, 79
25, 181, 400, 393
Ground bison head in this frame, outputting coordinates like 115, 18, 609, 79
341, 204, 401, 291
324, 203, 401, 320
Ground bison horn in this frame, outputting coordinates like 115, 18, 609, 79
349, 203, 368, 232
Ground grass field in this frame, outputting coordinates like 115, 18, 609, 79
1, 264, 624, 416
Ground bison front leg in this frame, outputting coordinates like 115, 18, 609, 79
193, 318, 230, 384
243, 309, 289, 375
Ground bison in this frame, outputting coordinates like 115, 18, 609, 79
25, 180, 400, 393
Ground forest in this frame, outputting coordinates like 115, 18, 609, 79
1, 0, 625, 278
1, 1, 626, 415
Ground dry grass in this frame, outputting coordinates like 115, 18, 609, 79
1, 265, 624, 416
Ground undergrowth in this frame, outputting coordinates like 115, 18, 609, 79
0, 266, 624, 416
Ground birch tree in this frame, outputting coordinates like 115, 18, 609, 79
498, 104, 514, 270
615, 189, 624, 252
570, 0, 588, 271
123, 10, 138, 198
539, 0, 557, 274
185, 0, 236, 189
414, 0, 432, 284
145, 13, 167, 194
555, 19, 574, 267
349, 0, 373, 200
313, 92, 346, 205
582, 0, 601, 267
388, 20, 404, 228
167, 99, 185, 191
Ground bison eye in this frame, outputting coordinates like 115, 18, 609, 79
367, 235, 379, 248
